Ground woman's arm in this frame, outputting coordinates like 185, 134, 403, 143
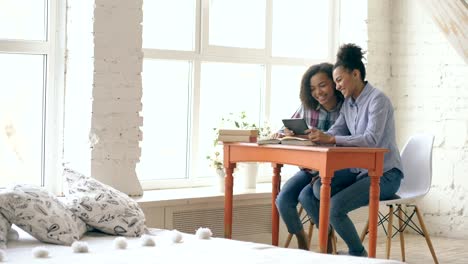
325, 112, 349, 136
334, 94, 390, 147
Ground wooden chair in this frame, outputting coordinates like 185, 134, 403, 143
284, 205, 337, 254
360, 134, 438, 263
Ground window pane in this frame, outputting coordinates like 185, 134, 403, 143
0, 0, 47, 41
272, 0, 329, 59
142, 0, 196, 51
137, 59, 191, 181
196, 62, 264, 178
0, 53, 44, 187
209, 0, 265, 49
270, 65, 307, 130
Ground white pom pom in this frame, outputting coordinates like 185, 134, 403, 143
0, 249, 6, 262
71, 241, 89, 253
32, 247, 49, 258
195, 227, 212, 239
171, 230, 183, 243
113, 237, 128, 249
140, 235, 155, 247
7, 228, 19, 241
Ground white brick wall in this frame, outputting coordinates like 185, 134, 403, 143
91, 0, 144, 195
65, 0, 143, 195
368, 0, 468, 238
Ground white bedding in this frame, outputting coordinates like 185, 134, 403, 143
4, 228, 405, 264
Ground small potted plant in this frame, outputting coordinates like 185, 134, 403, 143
206, 151, 223, 174
206, 111, 271, 190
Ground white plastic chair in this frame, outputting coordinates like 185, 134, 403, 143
360, 133, 438, 263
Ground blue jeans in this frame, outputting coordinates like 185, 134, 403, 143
303, 168, 402, 256
275, 169, 318, 234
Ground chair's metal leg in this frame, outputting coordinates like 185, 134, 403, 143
386, 205, 394, 259
414, 206, 439, 264
360, 220, 369, 242
397, 205, 406, 262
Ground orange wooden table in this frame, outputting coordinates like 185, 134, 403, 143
222, 143, 387, 258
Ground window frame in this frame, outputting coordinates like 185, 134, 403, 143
0, 0, 66, 194
141, 0, 340, 189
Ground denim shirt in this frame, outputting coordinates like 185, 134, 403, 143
326, 82, 403, 175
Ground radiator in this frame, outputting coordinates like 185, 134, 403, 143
166, 203, 272, 238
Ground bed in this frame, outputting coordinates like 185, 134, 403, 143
1, 172, 405, 263
4, 227, 405, 264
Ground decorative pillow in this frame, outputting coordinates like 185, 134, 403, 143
63, 168, 146, 237
0, 213, 11, 249
0, 184, 87, 245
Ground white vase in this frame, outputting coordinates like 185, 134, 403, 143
215, 168, 225, 193
236, 162, 258, 190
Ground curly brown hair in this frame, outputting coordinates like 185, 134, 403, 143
299, 62, 344, 110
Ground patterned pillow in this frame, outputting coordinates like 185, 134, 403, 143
0, 213, 11, 249
0, 184, 87, 245
63, 168, 146, 237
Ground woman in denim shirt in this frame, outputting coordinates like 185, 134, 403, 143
306, 43, 403, 257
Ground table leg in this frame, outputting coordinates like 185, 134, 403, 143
368, 174, 381, 258
271, 163, 283, 246
224, 166, 235, 239
367, 152, 384, 258
318, 170, 332, 253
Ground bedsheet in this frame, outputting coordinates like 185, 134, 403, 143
4, 228, 405, 264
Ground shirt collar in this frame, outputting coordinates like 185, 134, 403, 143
316, 99, 343, 112
349, 81, 371, 107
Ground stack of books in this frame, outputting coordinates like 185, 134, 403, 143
217, 129, 258, 143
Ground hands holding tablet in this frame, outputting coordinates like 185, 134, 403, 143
280, 118, 335, 144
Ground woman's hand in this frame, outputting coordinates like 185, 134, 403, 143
271, 132, 282, 139
283, 127, 295, 137
271, 127, 295, 139
306, 128, 335, 144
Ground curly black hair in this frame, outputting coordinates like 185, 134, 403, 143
300, 62, 344, 110
333, 43, 366, 82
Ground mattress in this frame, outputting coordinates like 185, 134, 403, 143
4, 228, 405, 264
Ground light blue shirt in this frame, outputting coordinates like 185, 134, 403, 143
327, 82, 403, 175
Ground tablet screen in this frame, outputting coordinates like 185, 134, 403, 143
282, 118, 309, 135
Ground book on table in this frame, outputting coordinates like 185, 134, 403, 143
217, 134, 257, 143
218, 129, 259, 137
257, 136, 316, 146
217, 129, 258, 143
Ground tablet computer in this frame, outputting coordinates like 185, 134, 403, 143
282, 118, 310, 135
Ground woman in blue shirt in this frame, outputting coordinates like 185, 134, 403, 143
275, 62, 344, 250
305, 43, 403, 257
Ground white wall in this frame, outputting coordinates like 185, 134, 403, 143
368, 0, 468, 238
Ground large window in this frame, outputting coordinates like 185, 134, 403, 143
139, 0, 354, 189
0, 0, 65, 192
